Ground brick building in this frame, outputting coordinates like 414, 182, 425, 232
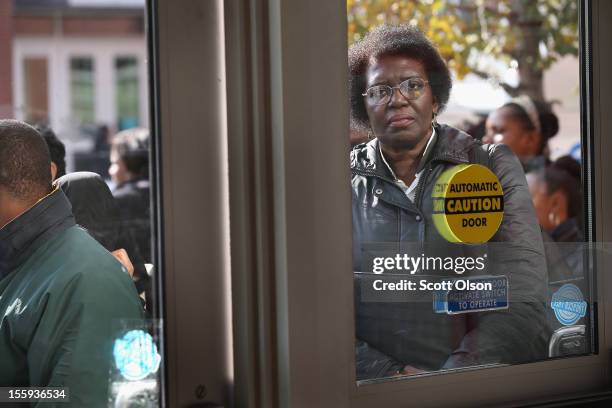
0, 0, 147, 138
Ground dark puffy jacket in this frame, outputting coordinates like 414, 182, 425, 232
352, 124, 549, 379
57, 172, 139, 256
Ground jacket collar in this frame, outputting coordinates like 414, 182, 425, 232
351, 124, 478, 180
0, 188, 75, 279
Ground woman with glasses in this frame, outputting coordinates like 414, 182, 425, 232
350, 25, 549, 380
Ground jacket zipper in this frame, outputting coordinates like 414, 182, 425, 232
414, 164, 433, 253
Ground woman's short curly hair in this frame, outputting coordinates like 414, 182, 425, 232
349, 25, 452, 128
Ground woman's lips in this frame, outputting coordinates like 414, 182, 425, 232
388, 115, 415, 128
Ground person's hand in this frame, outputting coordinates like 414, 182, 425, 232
400, 365, 425, 376
112, 248, 134, 278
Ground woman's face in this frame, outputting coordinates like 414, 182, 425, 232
364, 55, 438, 150
109, 148, 130, 186
527, 173, 568, 232
484, 106, 539, 160
527, 173, 554, 231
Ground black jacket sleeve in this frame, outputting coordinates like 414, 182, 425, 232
443, 144, 549, 368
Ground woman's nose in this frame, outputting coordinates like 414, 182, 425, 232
388, 87, 409, 106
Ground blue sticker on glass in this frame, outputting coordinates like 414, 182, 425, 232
551, 284, 587, 326
113, 330, 162, 381
433, 290, 447, 313
432, 276, 508, 314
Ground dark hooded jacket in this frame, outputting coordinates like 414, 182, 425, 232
352, 124, 549, 379
57, 172, 125, 253
57, 172, 149, 290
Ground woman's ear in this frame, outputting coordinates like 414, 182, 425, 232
549, 189, 569, 225
432, 101, 439, 126
523, 130, 541, 156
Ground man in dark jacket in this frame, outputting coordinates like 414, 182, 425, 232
0, 120, 145, 406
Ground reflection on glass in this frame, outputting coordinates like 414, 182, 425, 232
110, 320, 162, 407
348, 0, 589, 384
70, 57, 95, 124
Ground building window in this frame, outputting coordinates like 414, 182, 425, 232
70, 57, 95, 124
23, 57, 49, 124
115, 56, 140, 130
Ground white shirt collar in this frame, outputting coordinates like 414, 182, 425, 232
379, 126, 437, 181
378, 127, 437, 202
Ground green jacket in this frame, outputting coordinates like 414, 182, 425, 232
0, 189, 145, 407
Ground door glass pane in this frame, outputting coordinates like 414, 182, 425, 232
348, 0, 593, 384
0, 0, 163, 405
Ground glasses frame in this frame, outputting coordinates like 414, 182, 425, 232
362, 77, 430, 106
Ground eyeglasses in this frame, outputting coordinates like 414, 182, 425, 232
362, 77, 429, 106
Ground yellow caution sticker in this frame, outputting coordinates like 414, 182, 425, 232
432, 164, 504, 244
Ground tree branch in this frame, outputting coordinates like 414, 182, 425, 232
471, 69, 519, 96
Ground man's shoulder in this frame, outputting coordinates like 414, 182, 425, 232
57, 226, 118, 260
4, 226, 142, 329
45, 227, 142, 313
38, 226, 131, 286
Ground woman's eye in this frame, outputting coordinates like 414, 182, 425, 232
369, 87, 388, 98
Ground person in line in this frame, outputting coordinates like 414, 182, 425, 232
37, 125, 67, 181
109, 127, 152, 262
57, 171, 152, 310
349, 25, 548, 379
36, 126, 142, 282
484, 96, 559, 172
527, 155, 584, 278
0, 120, 144, 406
